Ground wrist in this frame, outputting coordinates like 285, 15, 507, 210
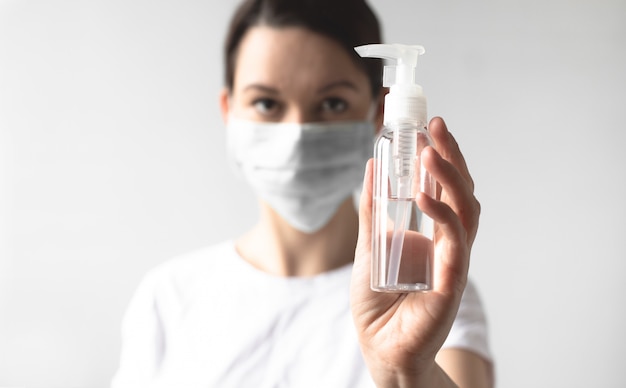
369, 360, 458, 388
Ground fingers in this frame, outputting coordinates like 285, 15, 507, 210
424, 118, 481, 246
416, 190, 464, 239
354, 158, 375, 287
416, 192, 469, 295
421, 146, 480, 245
428, 117, 475, 192
358, 159, 374, 242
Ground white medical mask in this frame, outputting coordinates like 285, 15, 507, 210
226, 117, 375, 233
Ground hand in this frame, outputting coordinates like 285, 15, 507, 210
350, 117, 481, 387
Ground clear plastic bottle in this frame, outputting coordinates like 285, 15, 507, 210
356, 44, 436, 292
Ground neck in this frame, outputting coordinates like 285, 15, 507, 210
236, 198, 359, 277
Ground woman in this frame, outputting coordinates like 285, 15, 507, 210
113, 0, 492, 386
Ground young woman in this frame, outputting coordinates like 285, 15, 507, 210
113, 1, 492, 386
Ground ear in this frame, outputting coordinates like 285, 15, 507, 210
373, 87, 386, 135
219, 87, 231, 124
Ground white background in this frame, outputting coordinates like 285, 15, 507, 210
1, 0, 625, 387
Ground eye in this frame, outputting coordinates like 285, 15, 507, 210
321, 97, 348, 114
252, 98, 280, 115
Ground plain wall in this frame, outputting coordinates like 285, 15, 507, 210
1, 0, 625, 387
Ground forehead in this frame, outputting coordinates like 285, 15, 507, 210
233, 26, 369, 93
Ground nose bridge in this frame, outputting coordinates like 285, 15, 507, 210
282, 102, 316, 124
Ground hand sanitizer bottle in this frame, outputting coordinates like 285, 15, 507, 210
355, 44, 435, 292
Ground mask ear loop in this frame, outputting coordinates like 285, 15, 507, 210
352, 103, 379, 212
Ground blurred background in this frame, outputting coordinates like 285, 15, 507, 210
1, 0, 625, 387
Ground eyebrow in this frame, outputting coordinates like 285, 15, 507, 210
241, 80, 360, 95
242, 84, 279, 94
317, 80, 360, 94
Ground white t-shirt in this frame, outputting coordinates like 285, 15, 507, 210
112, 240, 491, 388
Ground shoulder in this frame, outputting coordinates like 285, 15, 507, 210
114, 243, 237, 385
134, 240, 238, 309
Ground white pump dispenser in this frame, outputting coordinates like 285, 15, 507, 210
355, 44, 427, 127
356, 44, 435, 293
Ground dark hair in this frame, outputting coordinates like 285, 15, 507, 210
224, 0, 383, 97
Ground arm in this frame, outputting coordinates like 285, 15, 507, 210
438, 279, 494, 387
351, 117, 487, 387
436, 349, 493, 388
111, 270, 166, 387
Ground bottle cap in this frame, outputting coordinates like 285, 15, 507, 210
355, 44, 427, 125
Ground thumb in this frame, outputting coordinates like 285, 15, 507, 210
356, 159, 374, 259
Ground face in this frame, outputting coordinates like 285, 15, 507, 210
221, 26, 383, 125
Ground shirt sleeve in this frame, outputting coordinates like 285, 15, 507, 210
441, 279, 492, 362
111, 268, 166, 388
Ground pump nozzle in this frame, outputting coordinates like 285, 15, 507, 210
355, 44, 424, 89
355, 44, 427, 127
